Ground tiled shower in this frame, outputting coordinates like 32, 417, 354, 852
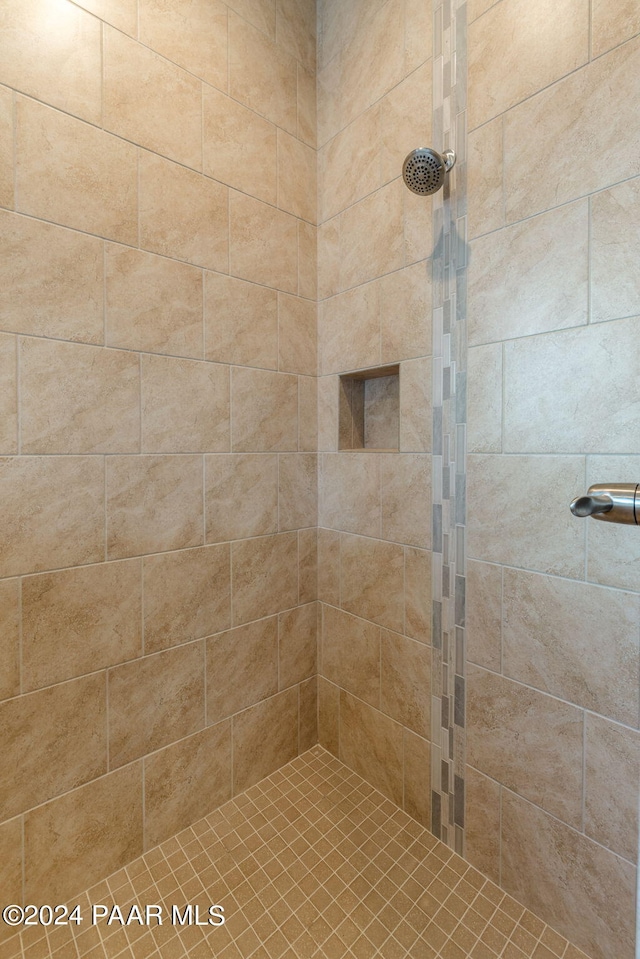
0, 1, 638, 959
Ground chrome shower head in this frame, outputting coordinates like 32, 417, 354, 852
402, 147, 456, 195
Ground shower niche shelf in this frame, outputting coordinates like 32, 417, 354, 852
339, 364, 399, 451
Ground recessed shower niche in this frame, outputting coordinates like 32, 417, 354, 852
338, 365, 400, 451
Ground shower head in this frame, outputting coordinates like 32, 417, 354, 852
402, 147, 456, 195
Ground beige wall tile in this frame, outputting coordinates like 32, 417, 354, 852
339, 180, 405, 291
321, 605, 380, 706
205, 453, 278, 542
227, 0, 276, 40
318, 675, 339, 755
320, 453, 380, 537
316, 49, 343, 147
468, 0, 588, 129
0, 580, 20, 701
232, 367, 298, 452
143, 545, 231, 654
464, 766, 500, 885
504, 37, 640, 222
16, 97, 137, 245
205, 273, 277, 370
0, 334, 17, 454
339, 691, 403, 805
22, 561, 142, 692
592, 0, 640, 58
404, 546, 431, 644
320, 284, 380, 375
0, 818, 22, 927
380, 263, 432, 364
468, 0, 499, 21
279, 603, 317, 689
279, 453, 318, 531
319, 106, 382, 222
297, 63, 317, 149
364, 375, 399, 450
24, 764, 143, 904
467, 117, 504, 239
299, 675, 317, 751
233, 688, 298, 792
0, 0, 101, 124
299, 375, 318, 452
73, 0, 137, 35
142, 355, 229, 453
399, 357, 432, 453
341, 534, 404, 633
403, 729, 431, 828
232, 532, 298, 624
229, 13, 297, 134
504, 318, 640, 454
380, 63, 431, 185
277, 0, 316, 72
468, 200, 588, 345
591, 178, 640, 322
279, 294, 317, 375
466, 560, 501, 671
0, 456, 104, 577
405, 0, 432, 68
585, 715, 639, 862
318, 528, 340, 606
467, 454, 586, 577
139, 0, 228, 91
586, 454, 640, 591
103, 27, 202, 170
503, 568, 640, 728
106, 455, 203, 559
203, 86, 277, 205
206, 618, 278, 723
298, 527, 318, 604
318, 216, 340, 299
0, 87, 14, 210
229, 192, 298, 293
139, 151, 228, 271
501, 789, 637, 959
467, 666, 583, 828
109, 642, 205, 767
20, 338, 140, 455
318, 375, 339, 451
403, 184, 434, 267
106, 245, 203, 358
381, 454, 431, 548
144, 721, 232, 849
278, 130, 316, 223
298, 220, 317, 300
468, 344, 502, 453
380, 630, 431, 738
0, 674, 107, 820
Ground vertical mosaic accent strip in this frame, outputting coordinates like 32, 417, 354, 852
430, 0, 468, 855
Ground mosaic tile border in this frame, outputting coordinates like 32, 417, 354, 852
430, 0, 468, 853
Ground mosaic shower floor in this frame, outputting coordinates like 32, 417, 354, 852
6, 746, 591, 959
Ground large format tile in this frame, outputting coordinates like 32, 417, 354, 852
466, 560, 502, 671
592, 0, 640, 58
338, 180, 404, 291
279, 453, 318, 531
139, 0, 228, 90
0, 818, 22, 937
379, 262, 432, 365
399, 357, 432, 453
0, 674, 107, 821
501, 789, 637, 959
503, 568, 640, 727
467, 666, 584, 828
205, 454, 278, 542
467, 344, 502, 453
464, 766, 500, 885
468, 200, 588, 345
339, 691, 403, 805
232, 368, 298, 452
319, 105, 382, 221
0, 334, 16, 454
404, 546, 431, 644
206, 618, 278, 723
380, 630, 431, 738
341, 534, 404, 633
22, 561, 142, 691
585, 714, 639, 862
0, 580, 19, 701
276, 0, 316, 72
468, 0, 588, 129
0, 456, 104, 577
586, 454, 640, 591
16, 97, 137, 244
380, 63, 431, 187
229, 12, 297, 134
320, 283, 380, 375
321, 605, 380, 706
402, 729, 431, 828
0, 87, 14, 209
20, 338, 140, 454
591, 178, 640, 323
205, 273, 278, 369
108, 642, 205, 767
278, 293, 317, 376
279, 603, 317, 689
504, 37, 640, 221
381, 454, 431, 548
143, 545, 231, 654
467, 454, 586, 577
24, 764, 143, 904
232, 688, 298, 792
231, 532, 298, 624
73, 0, 137, 35
278, 130, 316, 223
467, 117, 504, 239
229, 192, 298, 293
319, 453, 380, 537
0, 0, 102, 124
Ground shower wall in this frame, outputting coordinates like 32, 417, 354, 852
316, 0, 434, 824
0, 0, 317, 910
465, 4, 640, 959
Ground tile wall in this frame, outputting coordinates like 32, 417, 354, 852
465, 4, 640, 959
0, 0, 318, 913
